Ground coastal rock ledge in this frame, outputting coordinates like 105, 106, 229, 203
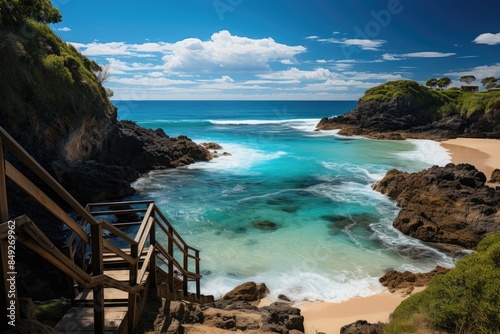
373, 163, 500, 249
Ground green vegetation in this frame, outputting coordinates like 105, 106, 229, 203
460, 75, 476, 84
385, 232, 500, 334
482, 77, 500, 90
35, 299, 71, 327
0, 9, 116, 132
359, 80, 500, 121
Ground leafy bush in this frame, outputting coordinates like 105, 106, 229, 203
385, 232, 500, 334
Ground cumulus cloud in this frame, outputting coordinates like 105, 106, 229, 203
162, 30, 306, 73
72, 31, 306, 74
473, 32, 500, 45
57, 27, 71, 32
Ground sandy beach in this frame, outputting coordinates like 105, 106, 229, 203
441, 138, 500, 182
298, 291, 411, 334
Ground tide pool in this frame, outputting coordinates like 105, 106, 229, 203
115, 100, 454, 302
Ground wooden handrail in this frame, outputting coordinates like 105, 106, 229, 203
0, 127, 99, 226
87, 200, 154, 207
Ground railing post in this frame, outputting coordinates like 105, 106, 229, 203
91, 223, 105, 334
195, 249, 200, 299
128, 243, 138, 331
149, 217, 157, 290
62, 246, 78, 302
183, 245, 188, 298
168, 225, 174, 294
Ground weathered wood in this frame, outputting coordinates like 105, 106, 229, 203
91, 224, 105, 333
134, 203, 154, 243
0, 137, 8, 222
5, 162, 89, 243
87, 199, 154, 207
137, 216, 154, 254
102, 239, 135, 265
195, 249, 201, 299
137, 246, 154, 284
149, 216, 157, 290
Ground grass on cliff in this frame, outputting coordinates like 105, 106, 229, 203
359, 80, 500, 120
0, 18, 116, 128
385, 231, 500, 334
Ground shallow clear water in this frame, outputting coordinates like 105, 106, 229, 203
115, 100, 454, 302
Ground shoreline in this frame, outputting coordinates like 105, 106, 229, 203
295, 137, 500, 334
297, 290, 419, 334
441, 138, 500, 183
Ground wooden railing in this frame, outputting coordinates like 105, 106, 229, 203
0, 126, 202, 333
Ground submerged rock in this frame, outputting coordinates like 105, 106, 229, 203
252, 220, 279, 231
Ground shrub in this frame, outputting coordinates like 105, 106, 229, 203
385, 232, 500, 334
42, 54, 74, 84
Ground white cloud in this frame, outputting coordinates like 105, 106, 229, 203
445, 63, 500, 79
342, 39, 386, 51
306, 35, 319, 40
316, 37, 386, 51
162, 30, 306, 73
72, 31, 306, 74
149, 72, 165, 77
109, 76, 194, 86
257, 68, 336, 81
383, 51, 456, 61
281, 59, 294, 65
57, 27, 71, 32
473, 32, 500, 45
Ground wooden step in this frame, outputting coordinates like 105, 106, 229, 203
55, 305, 129, 334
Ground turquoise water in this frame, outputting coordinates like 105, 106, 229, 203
115, 100, 454, 302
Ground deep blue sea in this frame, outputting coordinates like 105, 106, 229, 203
114, 100, 454, 302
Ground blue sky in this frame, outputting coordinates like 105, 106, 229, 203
51, 0, 500, 100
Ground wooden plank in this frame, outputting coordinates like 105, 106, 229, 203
137, 246, 154, 284
55, 305, 128, 332
0, 137, 8, 222
88, 208, 147, 216
134, 203, 154, 243
137, 216, 154, 254
87, 199, 154, 207
75, 288, 128, 302
5, 162, 89, 243
91, 224, 105, 333
102, 240, 135, 265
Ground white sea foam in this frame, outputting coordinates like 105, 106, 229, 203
189, 142, 287, 174
209, 118, 319, 126
321, 162, 388, 182
397, 139, 451, 167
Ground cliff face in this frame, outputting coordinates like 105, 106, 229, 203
317, 80, 500, 139
0, 19, 211, 203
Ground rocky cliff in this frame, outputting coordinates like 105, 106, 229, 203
373, 163, 500, 249
317, 80, 500, 139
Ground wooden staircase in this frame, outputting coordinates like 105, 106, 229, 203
0, 126, 213, 334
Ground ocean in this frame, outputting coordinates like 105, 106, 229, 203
114, 100, 454, 302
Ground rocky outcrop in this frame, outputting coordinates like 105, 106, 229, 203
340, 320, 385, 334
379, 266, 450, 295
146, 282, 304, 334
100, 120, 211, 171
222, 282, 269, 301
373, 163, 500, 248
316, 80, 500, 139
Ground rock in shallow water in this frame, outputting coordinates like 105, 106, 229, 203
252, 220, 279, 231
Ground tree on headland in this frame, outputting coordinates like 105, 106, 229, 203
425, 78, 438, 90
481, 77, 500, 90
436, 77, 451, 90
0, 0, 62, 26
459, 75, 476, 85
